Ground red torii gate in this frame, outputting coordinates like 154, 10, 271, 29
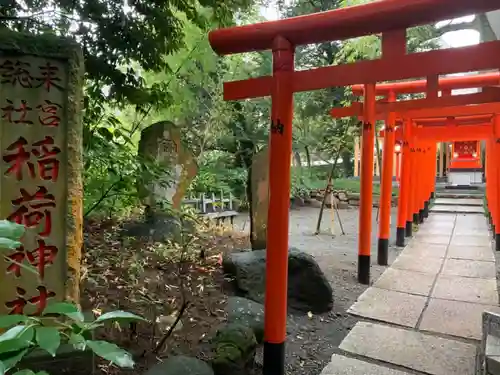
334, 101, 499, 261
332, 74, 500, 262
208, 1, 500, 373
351, 71, 500, 96
381, 119, 489, 230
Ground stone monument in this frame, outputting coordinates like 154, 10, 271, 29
0, 31, 84, 315
251, 147, 269, 250
138, 121, 197, 210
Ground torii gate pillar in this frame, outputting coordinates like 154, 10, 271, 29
262, 36, 294, 375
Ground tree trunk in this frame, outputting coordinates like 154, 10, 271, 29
341, 149, 353, 177
315, 147, 342, 235
245, 163, 255, 249
305, 146, 312, 168
294, 151, 302, 167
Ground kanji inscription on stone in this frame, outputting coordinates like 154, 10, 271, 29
0, 45, 83, 316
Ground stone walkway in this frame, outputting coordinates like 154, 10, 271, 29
321, 199, 500, 375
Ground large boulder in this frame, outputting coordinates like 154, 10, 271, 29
226, 297, 264, 343
211, 324, 257, 375
223, 248, 333, 313
145, 356, 214, 375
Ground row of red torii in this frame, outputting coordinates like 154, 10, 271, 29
208, 1, 500, 374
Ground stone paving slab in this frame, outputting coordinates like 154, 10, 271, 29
348, 287, 427, 328
401, 243, 447, 259
441, 258, 496, 279
413, 232, 451, 244
432, 274, 498, 305
447, 245, 495, 262
373, 268, 435, 296
426, 214, 456, 222
434, 198, 483, 206
420, 298, 500, 340
416, 226, 454, 236
450, 234, 491, 247
320, 354, 411, 375
455, 217, 489, 227
454, 227, 491, 236
391, 253, 443, 274
430, 205, 484, 214
339, 321, 477, 375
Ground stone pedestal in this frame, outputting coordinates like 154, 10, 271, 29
250, 147, 269, 250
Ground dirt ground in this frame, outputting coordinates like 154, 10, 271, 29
81, 205, 401, 375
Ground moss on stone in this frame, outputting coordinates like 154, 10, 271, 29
0, 29, 80, 59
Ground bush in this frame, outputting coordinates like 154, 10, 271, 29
0, 220, 146, 374
188, 151, 247, 199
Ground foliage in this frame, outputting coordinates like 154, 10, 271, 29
290, 168, 327, 198
188, 151, 247, 199
0, 0, 252, 108
0, 220, 146, 374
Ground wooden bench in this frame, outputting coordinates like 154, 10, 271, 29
203, 210, 239, 227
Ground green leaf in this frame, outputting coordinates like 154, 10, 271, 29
0, 238, 22, 250
69, 333, 86, 351
0, 324, 34, 354
42, 302, 84, 322
86, 340, 134, 368
35, 372, 50, 375
0, 220, 25, 241
2, 348, 29, 372
0, 326, 26, 343
0, 360, 5, 375
93, 311, 147, 325
12, 370, 35, 375
35, 327, 60, 357
0, 315, 28, 329
16, 326, 35, 347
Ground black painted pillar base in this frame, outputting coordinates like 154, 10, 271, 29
358, 254, 370, 285
423, 201, 429, 218
430, 192, 435, 199
396, 227, 406, 247
377, 238, 389, 266
418, 209, 424, 224
405, 221, 413, 237
263, 342, 285, 375
496, 234, 500, 252
413, 213, 419, 225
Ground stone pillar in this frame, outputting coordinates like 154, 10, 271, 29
0, 32, 84, 314
354, 136, 360, 177
375, 137, 382, 177
251, 147, 269, 250
438, 142, 444, 177
138, 121, 197, 210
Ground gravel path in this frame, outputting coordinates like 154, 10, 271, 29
233, 205, 401, 375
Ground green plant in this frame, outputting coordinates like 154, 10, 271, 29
0, 220, 147, 375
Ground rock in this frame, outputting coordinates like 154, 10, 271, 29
212, 324, 257, 375
308, 199, 323, 208
223, 248, 333, 313
348, 199, 360, 206
337, 201, 350, 209
226, 297, 264, 343
122, 212, 185, 242
337, 191, 348, 201
145, 356, 214, 375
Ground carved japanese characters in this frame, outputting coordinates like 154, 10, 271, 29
0, 36, 84, 315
